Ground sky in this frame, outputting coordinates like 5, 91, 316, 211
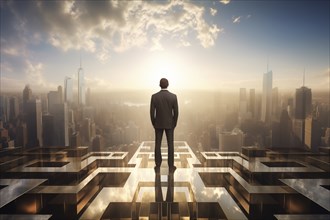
0, 0, 329, 92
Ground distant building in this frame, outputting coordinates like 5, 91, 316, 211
279, 110, 292, 147
48, 90, 61, 111
15, 123, 27, 147
272, 87, 279, 120
26, 99, 43, 147
293, 86, 312, 147
42, 114, 54, 147
58, 85, 63, 103
305, 116, 321, 151
219, 128, 244, 152
261, 71, 272, 124
249, 89, 256, 119
239, 88, 248, 122
64, 77, 73, 103
9, 97, 19, 122
92, 135, 105, 151
78, 64, 85, 105
22, 85, 32, 113
295, 86, 312, 119
51, 103, 69, 146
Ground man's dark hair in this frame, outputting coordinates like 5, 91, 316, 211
159, 78, 169, 89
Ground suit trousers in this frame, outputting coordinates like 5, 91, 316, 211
154, 128, 174, 167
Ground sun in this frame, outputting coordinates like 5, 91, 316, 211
146, 51, 185, 90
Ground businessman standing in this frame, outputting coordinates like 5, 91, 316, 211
150, 78, 179, 173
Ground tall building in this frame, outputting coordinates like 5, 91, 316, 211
26, 99, 43, 147
9, 97, 19, 122
293, 86, 312, 147
304, 116, 321, 151
295, 86, 312, 119
58, 85, 63, 103
22, 85, 32, 113
15, 123, 27, 147
279, 109, 292, 147
48, 91, 61, 111
239, 88, 247, 122
51, 103, 69, 146
42, 114, 54, 147
219, 128, 244, 152
272, 87, 279, 120
261, 71, 272, 124
78, 63, 85, 105
249, 89, 255, 119
64, 77, 73, 103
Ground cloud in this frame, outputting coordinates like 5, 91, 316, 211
219, 0, 231, 5
232, 16, 241, 24
3, 0, 221, 62
84, 76, 112, 91
210, 8, 217, 16
246, 14, 252, 19
25, 60, 56, 90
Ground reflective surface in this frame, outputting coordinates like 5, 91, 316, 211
0, 142, 329, 219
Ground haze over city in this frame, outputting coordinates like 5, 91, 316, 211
1, 0, 329, 92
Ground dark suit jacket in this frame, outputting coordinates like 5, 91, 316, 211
150, 90, 179, 129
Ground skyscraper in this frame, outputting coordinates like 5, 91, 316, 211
48, 91, 61, 111
295, 86, 312, 119
239, 88, 247, 122
9, 97, 19, 122
23, 85, 32, 113
293, 85, 312, 147
272, 87, 279, 120
78, 62, 85, 105
249, 89, 255, 119
58, 85, 63, 103
64, 77, 73, 103
26, 99, 43, 147
261, 71, 272, 124
51, 103, 69, 146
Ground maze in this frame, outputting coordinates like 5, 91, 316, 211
0, 142, 329, 219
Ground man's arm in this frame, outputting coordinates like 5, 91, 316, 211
173, 95, 179, 128
150, 95, 156, 127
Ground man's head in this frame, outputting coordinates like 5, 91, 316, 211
159, 78, 169, 89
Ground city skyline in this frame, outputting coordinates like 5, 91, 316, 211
1, 0, 329, 92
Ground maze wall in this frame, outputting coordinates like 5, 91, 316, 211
0, 142, 329, 219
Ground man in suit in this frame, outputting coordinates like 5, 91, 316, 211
150, 78, 179, 173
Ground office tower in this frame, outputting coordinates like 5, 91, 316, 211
41, 95, 48, 113
78, 63, 85, 105
64, 77, 73, 103
219, 128, 244, 152
48, 91, 61, 111
239, 88, 247, 122
26, 99, 43, 147
261, 71, 272, 124
92, 135, 105, 151
9, 97, 19, 122
293, 86, 312, 147
304, 116, 321, 151
15, 123, 27, 147
249, 89, 255, 118
22, 85, 32, 112
272, 87, 279, 120
295, 86, 312, 119
58, 85, 63, 103
81, 118, 91, 144
51, 103, 69, 146
42, 114, 54, 147
279, 109, 292, 147
86, 87, 91, 106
